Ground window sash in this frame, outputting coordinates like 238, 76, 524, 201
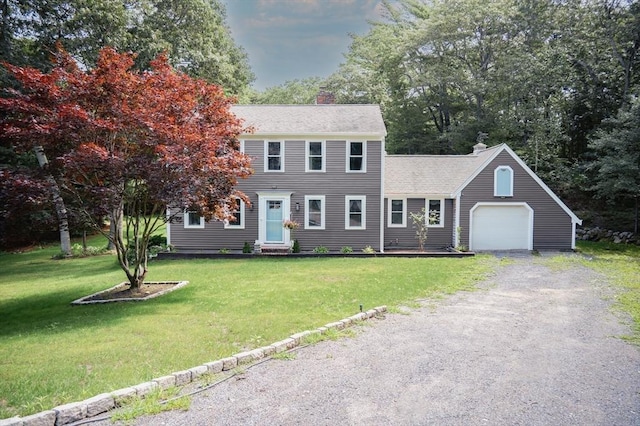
307, 141, 324, 172
388, 199, 406, 227
266, 141, 283, 171
347, 142, 366, 172
184, 211, 204, 228
305, 196, 325, 229
495, 166, 513, 196
225, 198, 244, 229
345, 196, 366, 229
426, 199, 444, 228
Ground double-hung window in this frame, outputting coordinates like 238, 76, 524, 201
305, 196, 325, 229
265, 141, 284, 172
494, 166, 513, 197
388, 199, 406, 227
224, 198, 245, 229
184, 211, 204, 229
345, 196, 366, 229
347, 141, 366, 172
306, 141, 325, 172
426, 199, 444, 227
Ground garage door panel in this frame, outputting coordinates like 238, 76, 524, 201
471, 205, 532, 250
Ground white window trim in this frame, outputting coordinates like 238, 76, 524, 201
426, 199, 445, 228
494, 165, 514, 197
183, 211, 205, 229
346, 141, 367, 173
345, 195, 366, 230
305, 140, 325, 172
224, 198, 245, 229
264, 140, 285, 172
304, 195, 325, 230
387, 198, 406, 228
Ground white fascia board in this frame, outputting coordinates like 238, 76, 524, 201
240, 133, 385, 140
384, 192, 452, 199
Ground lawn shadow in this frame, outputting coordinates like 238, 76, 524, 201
0, 284, 186, 338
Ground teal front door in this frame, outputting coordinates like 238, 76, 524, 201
266, 200, 284, 243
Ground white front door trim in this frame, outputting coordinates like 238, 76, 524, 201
256, 191, 293, 246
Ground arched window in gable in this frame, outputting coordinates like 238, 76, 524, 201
494, 166, 514, 197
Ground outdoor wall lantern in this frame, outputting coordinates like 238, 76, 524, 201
295, 202, 300, 211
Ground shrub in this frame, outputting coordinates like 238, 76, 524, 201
242, 241, 252, 253
313, 246, 329, 254
362, 245, 375, 254
148, 235, 167, 247
292, 239, 301, 253
219, 248, 230, 254
340, 246, 353, 254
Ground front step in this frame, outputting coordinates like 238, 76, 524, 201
257, 244, 291, 255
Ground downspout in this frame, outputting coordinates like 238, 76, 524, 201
380, 141, 386, 253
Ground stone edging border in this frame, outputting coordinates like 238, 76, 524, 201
70, 281, 189, 305
0, 305, 387, 426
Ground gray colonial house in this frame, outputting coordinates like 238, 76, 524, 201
167, 104, 581, 252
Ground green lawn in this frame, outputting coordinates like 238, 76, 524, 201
575, 240, 640, 344
2, 239, 638, 419
0, 238, 493, 418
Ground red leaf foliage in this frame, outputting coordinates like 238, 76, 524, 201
1, 46, 253, 221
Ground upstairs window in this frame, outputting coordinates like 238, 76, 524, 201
345, 196, 366, 229
265, 141, 284, 172
225, 198, 244, 229
306, 141, 325, 172
347, 141, 366, 172
184, 211, 204, 229
494, 166, 514, 197
388, 199, 406, 227
427, 199, 444, 227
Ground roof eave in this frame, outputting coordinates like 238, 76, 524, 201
239, 132, 387, 139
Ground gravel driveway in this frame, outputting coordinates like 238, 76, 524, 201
113, 254, 640, 425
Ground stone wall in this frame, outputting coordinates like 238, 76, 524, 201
576, 227, 638, 244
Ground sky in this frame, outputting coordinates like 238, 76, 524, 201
223, 0, 385, 90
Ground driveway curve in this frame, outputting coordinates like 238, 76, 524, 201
116, 255, 640, 425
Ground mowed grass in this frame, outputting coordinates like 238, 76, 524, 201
0, 239, 493, 418
576, 240, 640, 344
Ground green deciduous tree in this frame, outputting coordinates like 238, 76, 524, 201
0, 0, 253, 93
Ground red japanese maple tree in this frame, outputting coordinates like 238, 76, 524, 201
1, 47, 253, 288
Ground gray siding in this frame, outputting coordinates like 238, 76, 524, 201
459, 151, 574, 250
170, 139, 383, 252
384, 198, 454, 250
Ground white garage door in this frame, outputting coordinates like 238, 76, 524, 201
470, 204, 532, 250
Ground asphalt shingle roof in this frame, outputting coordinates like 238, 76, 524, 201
231, 104, 387, 136
385, 145, 502, 197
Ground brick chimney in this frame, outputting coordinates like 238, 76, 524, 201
316, 87, 335, 105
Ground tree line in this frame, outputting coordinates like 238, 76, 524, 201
255, 0, 640, 232
1, 0, 639, 250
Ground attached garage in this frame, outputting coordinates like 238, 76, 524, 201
470, 203, 533, 251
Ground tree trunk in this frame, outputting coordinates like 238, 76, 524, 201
635, 196, 638, 235
106, 208, 122, 250
34, 146, 72, 256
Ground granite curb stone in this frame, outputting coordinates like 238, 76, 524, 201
2, 305, 387, 425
